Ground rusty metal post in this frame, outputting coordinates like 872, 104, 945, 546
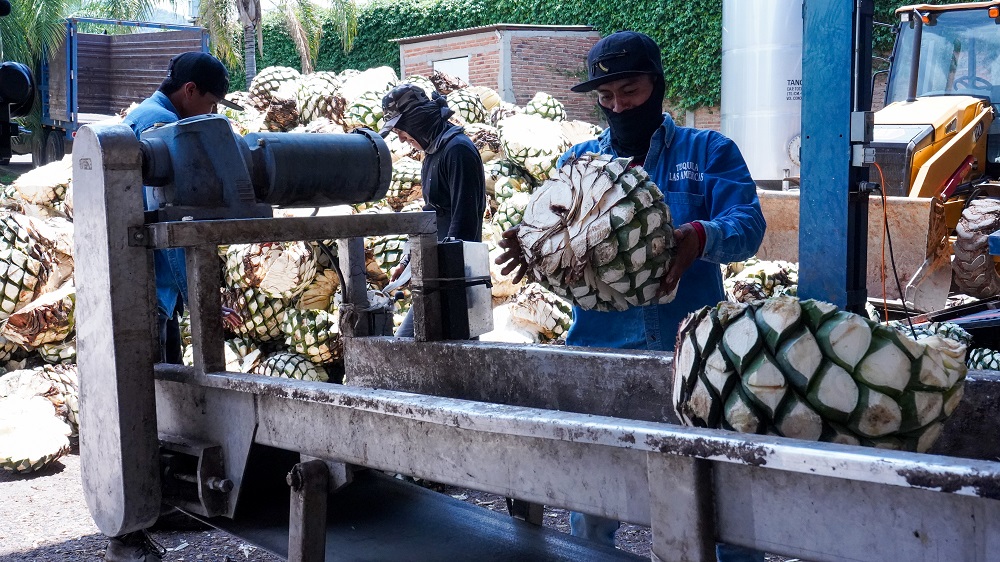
648, 453, 716, 562
337, 237, 370, 338
508, 499, 544, 526
187, 245, 225, 373
287, 459, 329, 562
410, 233, 442, 341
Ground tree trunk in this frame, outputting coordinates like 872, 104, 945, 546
244, 25, 257, 89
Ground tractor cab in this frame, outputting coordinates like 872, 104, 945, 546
887, 3, 1000, 103
879, 2, 1000, 195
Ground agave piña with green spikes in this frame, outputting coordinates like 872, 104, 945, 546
517, 153, 676, 312
673, 296, 968, 453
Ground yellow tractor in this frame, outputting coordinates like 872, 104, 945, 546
758, 1, 1000, 310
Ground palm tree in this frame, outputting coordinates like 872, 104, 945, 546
198, 0, 357, 88
236, 0, 261, 87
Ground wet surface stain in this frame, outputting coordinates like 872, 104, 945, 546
897, 467, 1000, 500
644, 435, 771, 466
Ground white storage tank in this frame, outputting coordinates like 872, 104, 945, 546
721, 0, 802, 186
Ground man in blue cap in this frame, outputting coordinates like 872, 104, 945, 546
496, 31, 767, 562
380, 83, 486, 337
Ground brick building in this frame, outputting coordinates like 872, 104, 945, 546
395, 24, 602, 122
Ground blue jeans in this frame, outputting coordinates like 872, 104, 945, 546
157, 298, 183, 365
395, 308, 414, 338
569, 512, 765, 562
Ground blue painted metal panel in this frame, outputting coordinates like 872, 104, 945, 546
989, 233, 1000, 257
68, 20, 77, 136
799, 0, 856, 307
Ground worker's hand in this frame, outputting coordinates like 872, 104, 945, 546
657, 223, 700, 298
222, 306, 242, 330
390, 262, 407, 282
495, 226, 528, 284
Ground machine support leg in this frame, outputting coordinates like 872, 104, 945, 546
287, 460, 329, 562
411, 233, 442, 341
337, 237, 370, 337
507, 499, 544, 526
648, 453, 716, 562
187, 245, 225, 372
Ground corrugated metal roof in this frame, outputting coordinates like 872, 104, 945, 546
393, 24, 597, 44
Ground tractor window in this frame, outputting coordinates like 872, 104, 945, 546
886, 7, 1000, 103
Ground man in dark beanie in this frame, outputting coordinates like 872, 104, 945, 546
495, 31, 766, 562
381, 83, 487, 337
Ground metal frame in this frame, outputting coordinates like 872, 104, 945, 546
152, 365, 1000, 562
74, 109, 1000, 560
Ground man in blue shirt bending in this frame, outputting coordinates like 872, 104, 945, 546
496, 31, 767, 562
120, 51, 242, 366
108, 51, 241, 562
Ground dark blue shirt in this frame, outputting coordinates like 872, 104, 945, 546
121, 91, 188, 317
561, 113, 766, 351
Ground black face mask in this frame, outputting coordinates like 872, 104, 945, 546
395, 96, 453, 149
601, 76, 665, 163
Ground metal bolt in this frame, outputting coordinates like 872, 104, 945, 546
134, 231, 144, 241
287, 467, 302, 490
206, 476, 234, 493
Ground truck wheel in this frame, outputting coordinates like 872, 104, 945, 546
45, 130, 65, 163
953, 198, 1000, 299
30, 131, 46, 168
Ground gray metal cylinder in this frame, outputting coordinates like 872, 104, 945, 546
246, 128, 391, 207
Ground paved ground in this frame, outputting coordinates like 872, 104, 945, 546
0, 154, 32, 184
0, 446, 658, 561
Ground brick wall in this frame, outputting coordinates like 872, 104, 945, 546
399, 31, 502, 90
687, 106, 722, 132
508, 31, 601, 122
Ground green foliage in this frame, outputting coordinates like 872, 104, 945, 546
258, 0, 968, 109
259, 0, 725, 109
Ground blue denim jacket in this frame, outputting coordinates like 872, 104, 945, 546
121, 91, 188, 317
560, 113, 766, 351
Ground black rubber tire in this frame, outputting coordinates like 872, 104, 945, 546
30, 130, 46, 168
44, 129, 65, 163
953, 198, 1000, 299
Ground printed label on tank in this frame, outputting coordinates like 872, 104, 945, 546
786, 79, 802, 101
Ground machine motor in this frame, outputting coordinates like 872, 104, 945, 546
139, 114, 392, 221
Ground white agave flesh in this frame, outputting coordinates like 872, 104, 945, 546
703, 347, 734, 395
816, 313, 871, 370
756, 295, 801, 349
809, 362, 860, 418
724, 391, 759, 434
685, 377, 715, 424
905, 391, 944, 430
741, 353, 787, 417
776, 396, 824, 441
851, 387, 902, 438
914, 351, 949, 389
775, 329, 822, 391
916, 423, 943, 453
854, 337, 911, 396
721, 311, 758, 372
